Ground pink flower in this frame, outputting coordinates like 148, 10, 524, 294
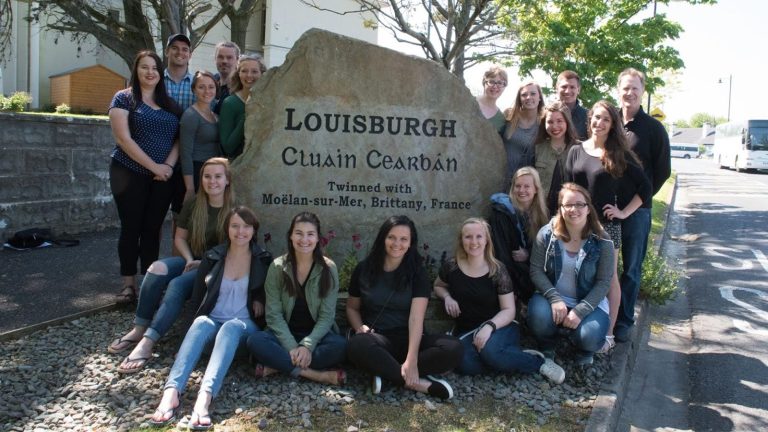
352, 233, 361, 243
354, 242, 362, 250
320, 237, 329, 247
327, 230, 337, 240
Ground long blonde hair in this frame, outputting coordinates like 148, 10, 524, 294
504, 80, 544, 138
453, 218, 502, 277
189, 157, 235, 256
509, 167, 549, 241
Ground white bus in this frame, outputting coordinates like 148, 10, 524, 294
670, 143, 699, 159
713, 119, 768, 172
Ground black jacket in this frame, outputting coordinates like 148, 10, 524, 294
185, 242, 273, 328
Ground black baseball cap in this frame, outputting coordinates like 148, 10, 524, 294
167, 34, 191, 48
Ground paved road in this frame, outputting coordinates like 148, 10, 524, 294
0, 223, 172, 334
619, 158, 768, 431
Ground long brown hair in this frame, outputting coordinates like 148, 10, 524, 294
509, 167, 549, 241
127, 50, 180, 116
189, 157, 234, 256
588, 100, 641, 178
284, 212, 333, 298
453, 218, 502, 277
552, 183, 605, 242
534, 101, 579, 146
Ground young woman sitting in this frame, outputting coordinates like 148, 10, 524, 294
246, 212, 347, 385
346, 216, 463, 399
434, 218, 564, 383
148, 206, 271, 429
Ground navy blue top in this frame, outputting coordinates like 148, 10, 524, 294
109, 89, 180, 176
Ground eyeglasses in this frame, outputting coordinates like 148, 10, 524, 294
561, 203, 588, 211
485, 80, 507, 88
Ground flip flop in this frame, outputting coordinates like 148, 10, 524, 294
148, 402, 181, 427
116, 355, 150, 374
107, 336, 141, 354
189, 410, 213, 431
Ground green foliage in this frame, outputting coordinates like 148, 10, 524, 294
503, 0, 717, 105
55, 103, 71, 114
640, 248, 681, 305
674, 119, 691, 128
0, 91, 33, 112
689, 112, 727, 127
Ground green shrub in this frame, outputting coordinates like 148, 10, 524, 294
55, 103, 71, 114
640, 248, 681, 305
0, 91, 33, 112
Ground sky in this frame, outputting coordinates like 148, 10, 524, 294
380, 0, 767, 124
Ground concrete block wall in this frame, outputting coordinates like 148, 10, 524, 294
0, 112, 118, 240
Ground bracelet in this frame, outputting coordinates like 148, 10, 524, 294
481, 320, 496, 332
163, 163, 174, 169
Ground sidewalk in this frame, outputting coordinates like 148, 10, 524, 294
0, 224, 171, 336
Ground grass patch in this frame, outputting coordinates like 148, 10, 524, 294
212, 396, 589, 431
650, 172, 676, 239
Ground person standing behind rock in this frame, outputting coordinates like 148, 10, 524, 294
433, 218, 565, 384
212, 41, 240, 115
108, 50, 181, 304
180, 71, 221, 199
219, 55, 266, 159
502, 81, 544, 182
556, 70, 589, 140
534, 101, 580, 214
476, 66, 509, 135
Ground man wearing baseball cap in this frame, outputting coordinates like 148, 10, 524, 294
164, 34, 194, 111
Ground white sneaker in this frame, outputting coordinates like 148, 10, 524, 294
524, 349, 565, 384
371, 375, 382, 394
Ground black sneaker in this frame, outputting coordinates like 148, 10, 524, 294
425, 375, 453, 399
371, 375, 382, 394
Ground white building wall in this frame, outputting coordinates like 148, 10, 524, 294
3, 1, 377, 106
263, 0, 377, 67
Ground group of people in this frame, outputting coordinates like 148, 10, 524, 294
479, 66, 670, 358
108, 36, 266, 307
105, 33, 670, 428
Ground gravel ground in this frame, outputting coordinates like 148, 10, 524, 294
0, 310, 610, 431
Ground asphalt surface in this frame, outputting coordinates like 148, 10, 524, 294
619, 158, 768, 431
0, 223, 172, 334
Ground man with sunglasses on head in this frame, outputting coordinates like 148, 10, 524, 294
212, 41, 240, 114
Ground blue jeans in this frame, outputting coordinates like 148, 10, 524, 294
133, 256, 197, 341
247, 330, 347, 377
526, 294, 609, 357
165, 316, 258, 397
618, 208, 651, 330
455, 323, 543, 375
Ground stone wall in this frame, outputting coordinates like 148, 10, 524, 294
0, 112, 117, 240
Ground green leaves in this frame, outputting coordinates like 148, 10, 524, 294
506, 0, 714, 105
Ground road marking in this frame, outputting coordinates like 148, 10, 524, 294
719, 286, 768, 335
706, 246, 754, 271
753, 249, 768, 274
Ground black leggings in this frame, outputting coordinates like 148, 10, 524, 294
346, 331, 463, 386
109, 160, 173, 276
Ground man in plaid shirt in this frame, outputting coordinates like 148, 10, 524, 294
164, 34, 194, 111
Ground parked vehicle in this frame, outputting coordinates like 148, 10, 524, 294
670, 143, 699, 159
713, 119, 768, 172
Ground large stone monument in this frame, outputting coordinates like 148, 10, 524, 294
233, 29, 505, 265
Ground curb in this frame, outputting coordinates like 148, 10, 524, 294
584, 176, 678, 432
0, 302, 122, 343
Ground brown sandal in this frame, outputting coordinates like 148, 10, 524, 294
115, 285, 137, 304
